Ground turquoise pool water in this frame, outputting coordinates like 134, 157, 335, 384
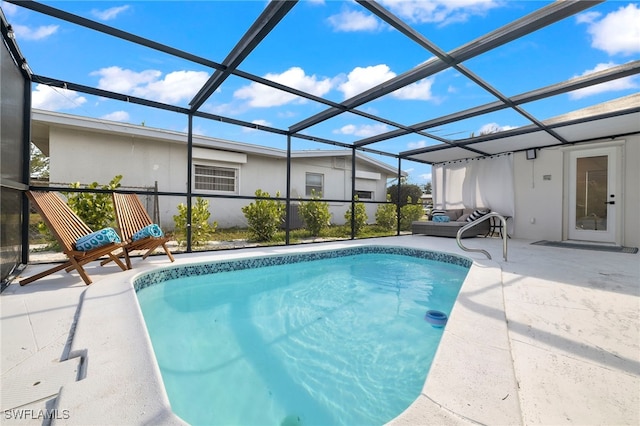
135, 246, 470, 425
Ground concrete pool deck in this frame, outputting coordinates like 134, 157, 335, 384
1, 236, 638, 425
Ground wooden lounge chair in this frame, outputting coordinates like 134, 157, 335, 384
20, 191, 129, 286
109, 192, 174, 269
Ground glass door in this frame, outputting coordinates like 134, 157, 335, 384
568, 147, 619, 243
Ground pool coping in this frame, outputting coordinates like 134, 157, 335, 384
51, 240, 517, 425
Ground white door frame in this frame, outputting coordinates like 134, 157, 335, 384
566, 145, 623, 244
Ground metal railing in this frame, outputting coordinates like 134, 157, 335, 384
456, 212, 508, 261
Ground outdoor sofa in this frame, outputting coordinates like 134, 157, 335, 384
412, 208, 490, 238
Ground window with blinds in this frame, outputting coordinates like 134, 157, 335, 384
194, 165, 237, 192
305, 172, 323, 196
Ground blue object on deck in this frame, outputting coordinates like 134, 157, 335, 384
424, 310, 448, 327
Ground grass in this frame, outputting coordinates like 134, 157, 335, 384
29, 219, 407, 255
215, 224, 401, 244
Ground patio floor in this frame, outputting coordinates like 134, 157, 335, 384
1, 236, 638, 425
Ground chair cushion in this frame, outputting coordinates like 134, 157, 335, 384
466, 209, 490, 222
75, 227, 121, 251
432, 215, 450, 223
132, 224, 164, 242
431, 209, 447, 217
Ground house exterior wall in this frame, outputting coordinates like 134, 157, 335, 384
622, 135, 640, 247
513, 135, 640, 247
46, 125, 394, 230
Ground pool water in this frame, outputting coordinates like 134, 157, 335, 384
136, 251, 469, 425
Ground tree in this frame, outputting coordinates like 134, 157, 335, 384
387, 183, 423, 207
30, 143, 49, 180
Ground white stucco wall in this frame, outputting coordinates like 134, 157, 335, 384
513, 135, 640, 247
513, 145, 565, 241
47, 126, 395, 230
620, 135, 640, 247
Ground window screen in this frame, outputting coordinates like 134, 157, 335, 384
305, 173, 323, 196
194, 165, 237, 192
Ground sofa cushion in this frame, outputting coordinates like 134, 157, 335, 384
445, 209, 464, 221
433, 215, 450, 223
467, 208, 490, 222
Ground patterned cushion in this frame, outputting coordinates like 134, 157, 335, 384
457, 213, 471, 222
432, 215, 450, 223
132, 224, 164, 242
466, 209, 490, 222
75, 227, 121, 251
431, 209, 447, 216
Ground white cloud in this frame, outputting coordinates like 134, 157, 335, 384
12, 24, 58, 40
575, 11, 601, 25
101, 110, 130, 122
91, 5, 130, 21
392, 77, 435, 100
338, 64, 396, 99
91, 67, 160, 92
379, 0, 499, 26
579, 3, 640, 55
142, 70, 210, 103
477, 122, 516, 135
32, 84, 87, 110
1, 2, 18, 16
407, 140, 427, 150
234, 67, 332, 107
419, 172, 432, 182
243, 119, 272, 133
569, 62, 639, 99
334, 123, 390, 137
327, 10, 381, 32
181, 125, 207, 136
91, 67, 210, 103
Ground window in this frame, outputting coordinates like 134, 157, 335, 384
194, 164, 237, 192
355, 190, 373, 200
305, 173, 323, 196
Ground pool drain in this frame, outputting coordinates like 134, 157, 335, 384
280, 414, 302, 426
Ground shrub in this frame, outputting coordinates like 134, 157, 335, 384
241, 189, 285, 242
400, 196, 424, 230
344, 195, 368, 236
387, 183, 423, 207
63, 175, 122, 231
375, 194, 397, 231
298, 189, 331, 236
173, 197, 217, 246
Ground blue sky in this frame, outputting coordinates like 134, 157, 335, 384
2, 0, 639, 185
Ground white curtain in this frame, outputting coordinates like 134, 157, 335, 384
432, 154, 515, 218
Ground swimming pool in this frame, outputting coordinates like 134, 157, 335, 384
134, 245, 471, 425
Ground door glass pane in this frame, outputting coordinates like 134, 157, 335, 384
575, 155, 608, 231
